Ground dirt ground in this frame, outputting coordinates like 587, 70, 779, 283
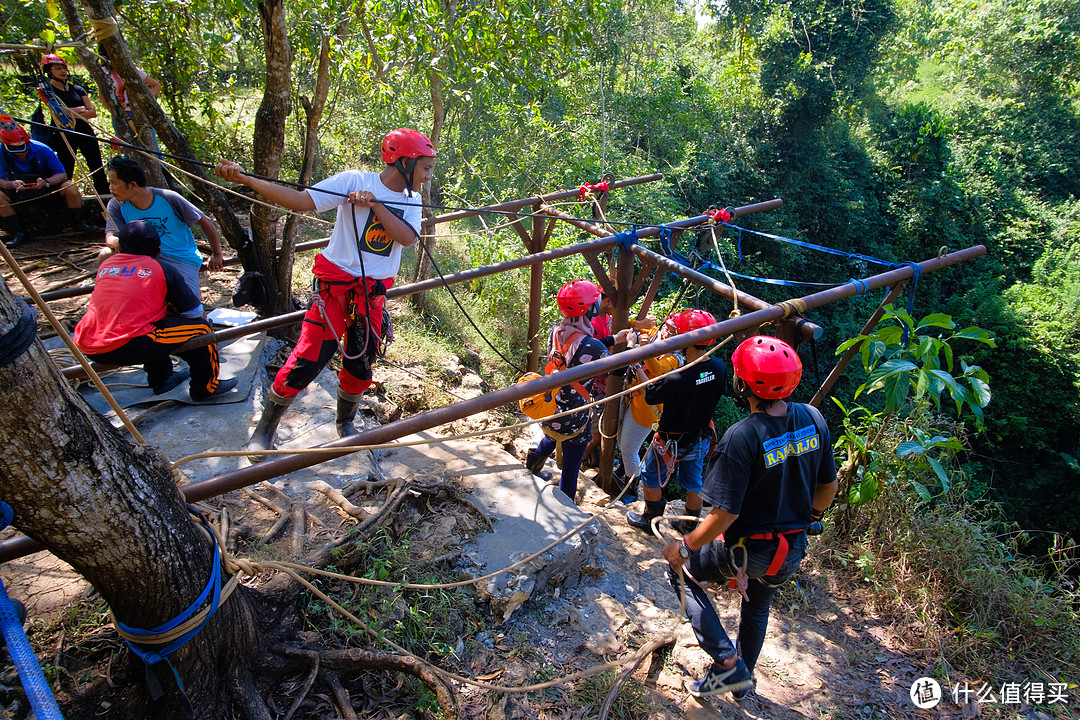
1, 229, 1060, 719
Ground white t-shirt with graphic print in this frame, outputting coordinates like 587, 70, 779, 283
308, 170, 423, 280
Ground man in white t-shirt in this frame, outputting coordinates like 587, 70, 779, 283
214, 128, 436, 460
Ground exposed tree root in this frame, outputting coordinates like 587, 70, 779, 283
275, 645, 461, 720
319, 668, 359, 720
282, 656, 319, 720
598, 634, 676, 720
311, 479, 368, 520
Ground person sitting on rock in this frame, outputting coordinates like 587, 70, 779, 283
0, 115, 91, 249
74, 220, 237, 401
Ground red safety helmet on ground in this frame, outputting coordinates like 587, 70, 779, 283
40, 53, 67, 69
381, 128, 436, 163
731, 335, 802, 399
0, 116, 31, 151
557, 279, 602, 318
669, 308, 718, 346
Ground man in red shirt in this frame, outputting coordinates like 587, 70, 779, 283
74, 220, 236, 401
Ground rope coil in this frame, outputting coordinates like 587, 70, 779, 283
0, 298, 38, 367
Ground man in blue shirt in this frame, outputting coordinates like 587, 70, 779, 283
0, 115, 90, 248
101, 156, 225, 317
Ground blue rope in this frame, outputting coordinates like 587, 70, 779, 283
655, 226, 691, 266
0, 501, 64, 720
613, 227, 639, 253
113, 512, 223, 717
693, 258, 844, 288
723, 222, 896, 268
901, 261, 923, 344
848, 278, 870, 294
0, 298, 38, 367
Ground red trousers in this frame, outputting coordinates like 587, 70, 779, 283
273, 256, 390, 398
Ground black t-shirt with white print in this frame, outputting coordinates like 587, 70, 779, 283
701, 402, 835, 539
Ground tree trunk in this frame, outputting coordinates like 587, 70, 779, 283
280, 12, 350, 313
409, 68, 445, 308
251, 0, 294, 317
77, 0, 251, 264
56, 0, 147, 178
0, 285, 266, 718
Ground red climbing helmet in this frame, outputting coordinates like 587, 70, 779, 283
556, 279, 601, 318
731, 335, 802, 399
381, 128, 436, 163
669, 309, 718, 346
0, 115, 30, 150
41, 53, 67, 69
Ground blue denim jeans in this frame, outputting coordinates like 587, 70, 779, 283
639, 435, 708, 493
535, 424, 591, 502
668, 532, 807, 674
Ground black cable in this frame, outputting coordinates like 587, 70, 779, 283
420, 242, 526, 375
8, 114, 659, 231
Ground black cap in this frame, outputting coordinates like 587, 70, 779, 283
116, 220, 161, 257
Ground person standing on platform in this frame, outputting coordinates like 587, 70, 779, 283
214, 128, 436, 461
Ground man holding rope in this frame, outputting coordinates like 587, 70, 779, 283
626, 309, 729, 535
214, 128, 436, 461
660, 335, 837, 699
35, 53, 111, 198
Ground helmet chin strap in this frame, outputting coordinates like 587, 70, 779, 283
584, 299, 602, 321
393, 157, 417, 197
732, 375, 754, 400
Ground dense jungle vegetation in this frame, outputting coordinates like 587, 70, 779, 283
3, 0, 1078, 562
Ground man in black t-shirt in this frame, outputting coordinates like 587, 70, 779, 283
626, 309, 728, 535
660, 335, 838, 700
37, 53, 110, 198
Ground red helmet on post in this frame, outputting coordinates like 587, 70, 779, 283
41, 53, 67, 69
731, 335, 802, 399
669, 309, 718, 346
557, 279, 601, 318
381, 128, 436, 163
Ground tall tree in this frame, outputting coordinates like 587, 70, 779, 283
247, 0, 294, 315
0, 283, 267, 719
75, 0, 252, 265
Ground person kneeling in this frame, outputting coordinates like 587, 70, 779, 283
74, 220, 237, 401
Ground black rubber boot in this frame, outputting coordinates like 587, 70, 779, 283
335, 389, 364, 437
246, 390, 293, 463
2, 215, 33, 248
671, 506, 702, 535
67, 206, 93, 232
627, 499, 667, 534
525, 449, 553, 481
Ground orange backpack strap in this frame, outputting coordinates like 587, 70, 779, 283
548, 332, 591, 401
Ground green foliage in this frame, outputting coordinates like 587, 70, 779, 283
831, 309, 993, 518
841, 305, 994, 422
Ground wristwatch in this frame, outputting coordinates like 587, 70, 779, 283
678, 537, 693, 559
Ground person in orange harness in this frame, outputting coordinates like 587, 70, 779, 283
660, 335, 837, 699
524, 279, 626, 503
74, 220, 236, 401
214, 129, 435, 461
